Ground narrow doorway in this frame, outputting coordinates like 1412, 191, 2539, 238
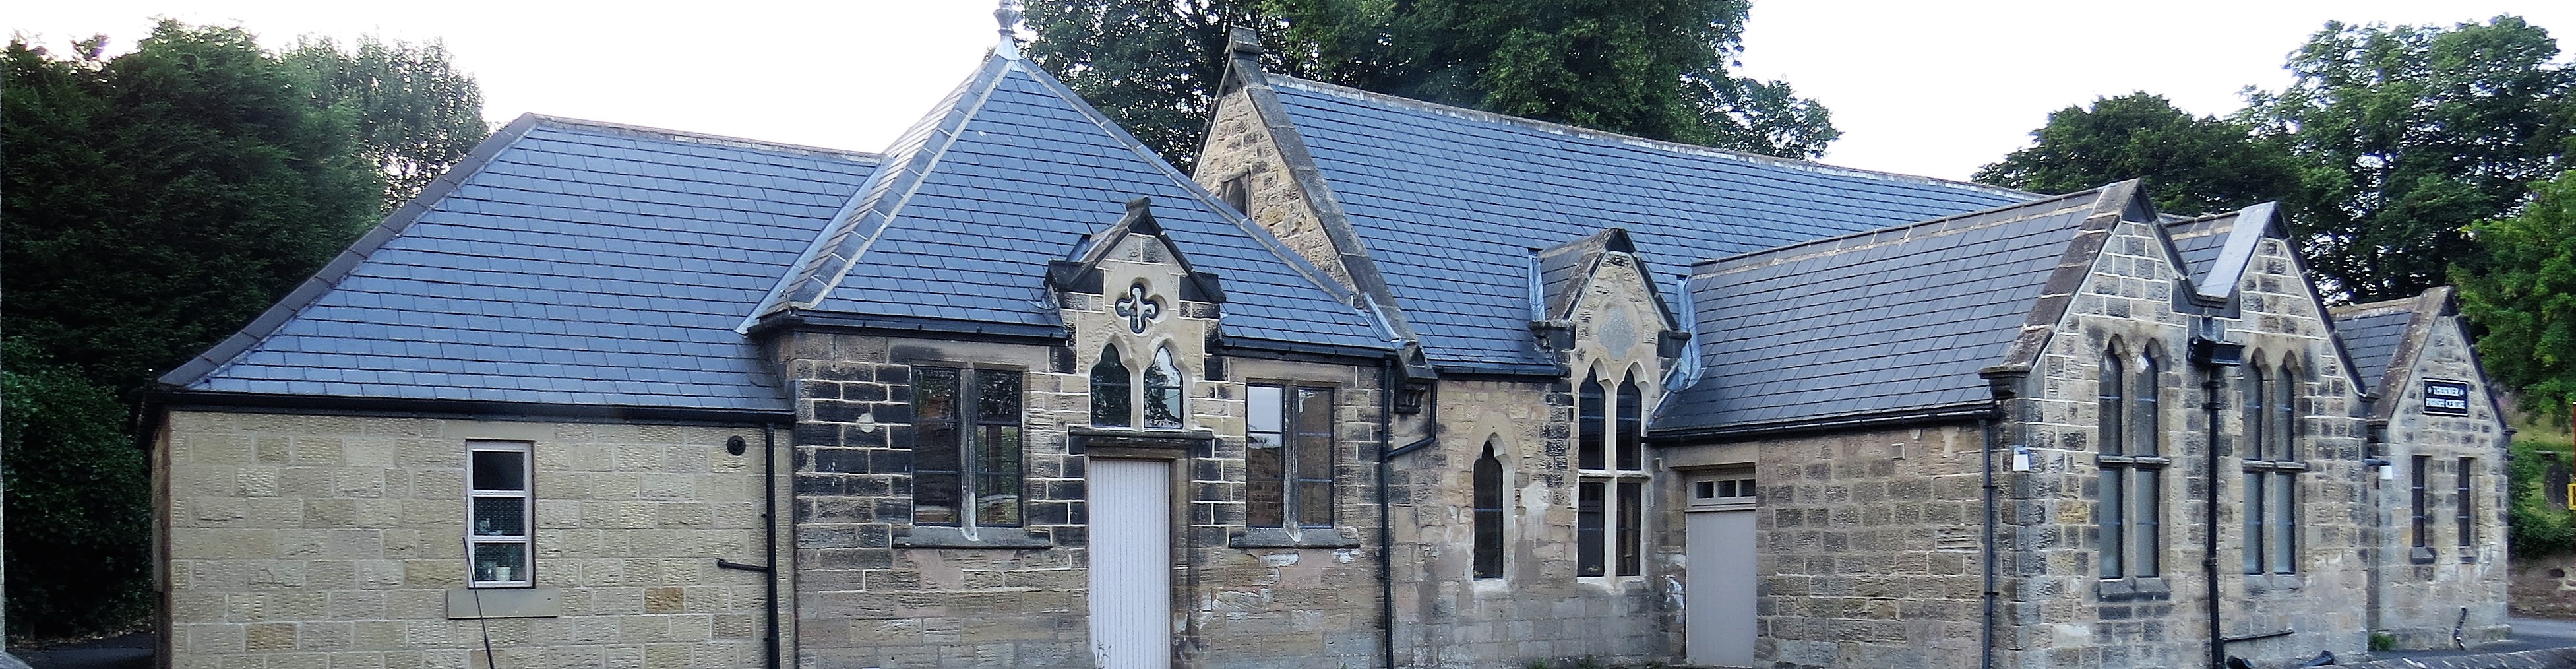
1088, 458, 1173, 669
1686, 470, 1758, 668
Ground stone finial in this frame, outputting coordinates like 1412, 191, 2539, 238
1227, 26, 1262, 56
995, 0, 1027, 58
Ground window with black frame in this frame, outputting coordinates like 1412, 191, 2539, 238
1473, 441, 1504, 579
1247, 383, 1335, 528
913, 367, 1024, 528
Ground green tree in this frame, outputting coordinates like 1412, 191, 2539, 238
284, 35, 489, 212
1973, 93, 2296, 216
2457, 170, 2576, 424
3, 22, 386, 637
1023, 0, 1279, 169
2248, 15, 2576, 302
1024, 0, 1838, 168
0, 343, 150, 638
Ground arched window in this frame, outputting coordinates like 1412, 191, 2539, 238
2097, 347, 2126, 578
2098, 343, 2163, 580
1143, 346, 1184, 429
2132, 348, 2160, 457
2246, 363, 2269, 460
2245, 354, 2303, 573
2099, 348, 2125, 456
1089, 345, 1130, 428
1615, 375, 1643, 471
1578, 374, 1605, 470
1474, 441, 1504, 579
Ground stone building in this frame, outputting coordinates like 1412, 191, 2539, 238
148, 21, 2512, 669
2328, 288, 2514, 648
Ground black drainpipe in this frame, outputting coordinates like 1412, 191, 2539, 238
2202, 367, 2226, 669
1979, 415, 1998, 669
762, 424, 781, 669
716, 426, 783, 669
1374, 361, 1398, 669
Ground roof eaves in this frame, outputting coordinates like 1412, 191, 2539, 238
1264, 75, 2043, 201
158, 113, 544, 389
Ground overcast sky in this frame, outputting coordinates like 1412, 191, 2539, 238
12, 1, 2574, 181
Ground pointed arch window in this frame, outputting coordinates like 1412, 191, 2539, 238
1090, 345, 1131, 428
2244, 356, 2306, 573
1576, 370, 1649, 578
2099, 344, 2164, 579
1143, 346, 1184, 429
1474, 442, 1505, 579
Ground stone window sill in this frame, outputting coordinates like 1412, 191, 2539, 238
2410, 547, 2439, 565
2097, 576, 2171, 601
445, 587, 559, 619
1229, 527, 1361, 549
2244, 573, 2305, 594
895, 525, 1053, 549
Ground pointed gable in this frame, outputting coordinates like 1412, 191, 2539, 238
1249, 75, 2038, 371
1660, 184, 2140, 433
160, 115, 883, 412
751, 54, 1386, 353
2161, 202, 2281, 303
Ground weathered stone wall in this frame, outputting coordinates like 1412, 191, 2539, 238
2372, 315, 2513, 647
1195, 86, 1354, 292
776, 234, 1390, 668
1999, 223, 2372, 669
158, 411, 775, 669
1742, 424, 1992, 669
1392, 378, 1665, 668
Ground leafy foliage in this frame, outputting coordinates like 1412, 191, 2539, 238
2506, 439, 2575, 558
1973, 93, 2296, 216
3, 20, 479, 639
1023, 0, 1277, 169
1024, 0, 1838, 168
284, 35, 489, 212
2457, 170, 2576, 422
2247, 16, 2576, 302
1, 343, 151, 639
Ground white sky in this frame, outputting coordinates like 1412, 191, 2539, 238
11, 1, 2574, 181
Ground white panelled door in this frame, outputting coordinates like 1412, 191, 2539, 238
1088, 459, 1173, 669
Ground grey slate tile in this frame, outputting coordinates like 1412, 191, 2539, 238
169, 116, 884, 410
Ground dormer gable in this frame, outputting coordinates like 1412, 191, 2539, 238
1528, 228, 1688, 361
1049, 197, 1226, 308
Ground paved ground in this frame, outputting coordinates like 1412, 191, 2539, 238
9, 633, 150, 669
7, 620, 2571, 668
2376, 617, 2576, 661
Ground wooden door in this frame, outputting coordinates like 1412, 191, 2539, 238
1687, 472, 1758, 668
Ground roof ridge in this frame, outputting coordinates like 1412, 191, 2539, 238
160, 114, 543, 389
1010, 62, 1374, 317
1692, 187, 2106, 274
743, 55, 1014, 326
530, 114, 881, 160
1264, 75, 2040, 200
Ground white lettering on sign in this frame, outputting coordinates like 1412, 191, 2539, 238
2422, 379, 2471, 416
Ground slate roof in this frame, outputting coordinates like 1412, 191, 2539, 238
754, 55, 1388, 352
161, 115, 882, 412
2163, 214, 2235, 281
1660, 189, 2118, 432
2331, 294, 2433, 397
1260, 77, 2038, 368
